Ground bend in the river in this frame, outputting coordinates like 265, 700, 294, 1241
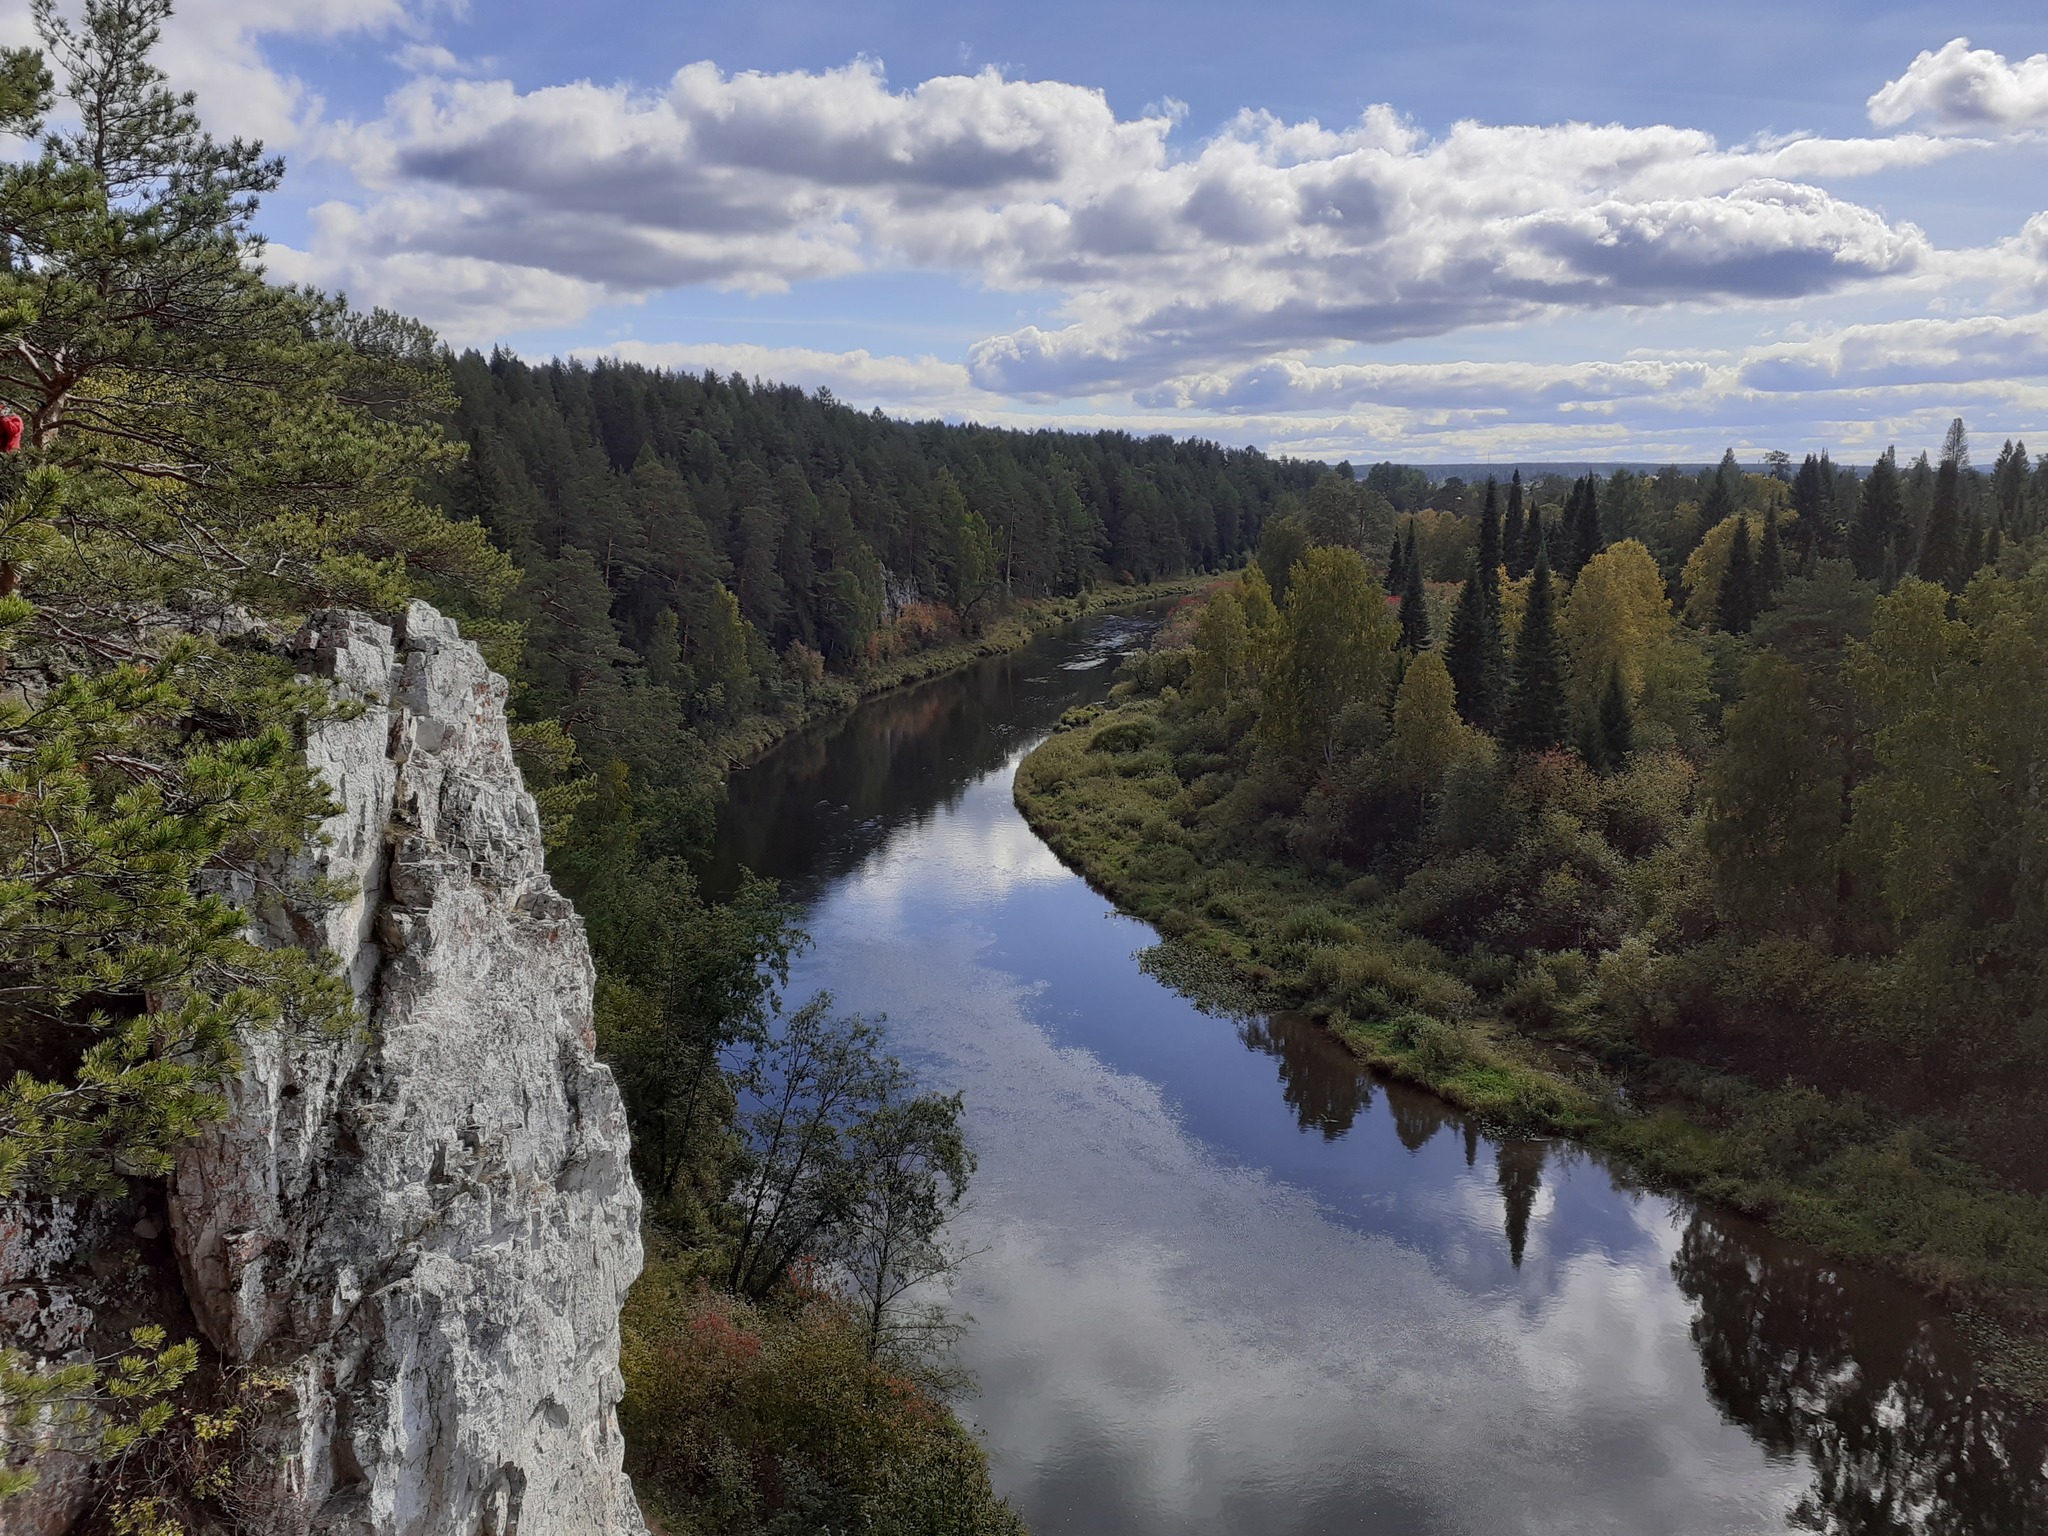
707, 607, 2047, 1536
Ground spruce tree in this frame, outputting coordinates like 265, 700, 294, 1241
1759, 511, 1784, 597
1478, 478, 1502, 596
1385, 521, 1409, 592
1700, 470, 1737, 533
1790, 453, 1830, 552
1398, 529, 1431, 653
1518, 504, 1545, 577
1918, 421, 1968, 592
1963, 515, 1985, 578
1576, 476, 1602, 574
1715, 517, 1757, 634
1504, 471, 1527, 578
1993, 438, 2029, 533
1595, 663, 1634, 769
1444, 558, 1505, 730
1504, 549, 1568, 752
1851, 449, 1903, 581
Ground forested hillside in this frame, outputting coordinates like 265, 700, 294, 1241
431, 352, 1314, 794
1017, 421, 2048, 1363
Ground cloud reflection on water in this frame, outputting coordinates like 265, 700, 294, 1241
795, 767, 1806, 1535
718, 611, 2048, 1535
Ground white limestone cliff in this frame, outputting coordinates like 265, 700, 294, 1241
0, 603, 646, 1535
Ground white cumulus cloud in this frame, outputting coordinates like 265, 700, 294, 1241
284, 59, 1961, 384
1868, 38, 2048, 134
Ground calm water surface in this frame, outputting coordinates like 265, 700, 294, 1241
709, 611, 2047, 1535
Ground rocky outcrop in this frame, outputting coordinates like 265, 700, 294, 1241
1, 603, 646, 1535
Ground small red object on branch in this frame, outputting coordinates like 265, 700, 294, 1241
0, 415, 21, 453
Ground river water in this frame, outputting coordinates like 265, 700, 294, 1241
708, 609, 2047, 1536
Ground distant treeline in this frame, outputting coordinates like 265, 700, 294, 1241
1339, 440, 2046, 592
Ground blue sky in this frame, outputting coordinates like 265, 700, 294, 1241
14, 0, 2045, 463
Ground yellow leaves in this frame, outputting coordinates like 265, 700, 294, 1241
1680, 514, 1767, 626
1391, 650, 1472, 792
1562, 539, 1673, 716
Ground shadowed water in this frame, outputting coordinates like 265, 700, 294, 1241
708, 610, 2047, 1536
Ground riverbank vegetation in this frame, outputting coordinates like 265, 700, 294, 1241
1017, 441, 2048, 1385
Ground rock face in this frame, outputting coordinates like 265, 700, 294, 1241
2, 603, 646, 1535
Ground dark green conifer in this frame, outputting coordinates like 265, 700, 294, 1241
1518, 504, 1544, 577
1716, 517, 1757, 634
1398, 529, 1431, 653
1759, 511, 1784, 596
1478, 479, 1502, 600
1851, 448, 1902, 580
1917, 418, 1968, 592
1385, 522, 1408, 590
1701, 470, 1736, 531
1504, 471, 1527, 577
1504, 548, 1568, 752
1567, 477, 1601, 576
1595, 664, 1633, 769
1444, 558, 1505, 730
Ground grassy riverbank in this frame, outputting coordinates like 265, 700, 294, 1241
1016, 696, 2048, 1396
706, 576, 1210, 769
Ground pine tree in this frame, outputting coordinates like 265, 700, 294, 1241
0, 0, 502, 1201
1963, 515, 1985, 579
1504, 549, 1568, 752
1478, 479, 1503, 597
1398, 529, 1431, 653
646, 608, 687, 691
1715, 516, 1757, 634
1444, 558, 1505, 731
1504, 471, 1527, 578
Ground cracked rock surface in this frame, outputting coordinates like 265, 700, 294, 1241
2, 602, 646, 1536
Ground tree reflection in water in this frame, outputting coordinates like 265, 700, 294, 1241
1223, 1007, 2048, 1528
716, 607, 2048, 1532
1673, 1210, 2048, 1534
1494, 1139, 1546, 1269
1237, 1012, 1373, 1140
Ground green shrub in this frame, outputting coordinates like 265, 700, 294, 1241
1409, 1018, 1472, 1077
1090, 715, 1158, 753
1302, 942, 1474, 1019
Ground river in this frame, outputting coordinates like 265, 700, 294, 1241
707, 608, 2047, 1536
